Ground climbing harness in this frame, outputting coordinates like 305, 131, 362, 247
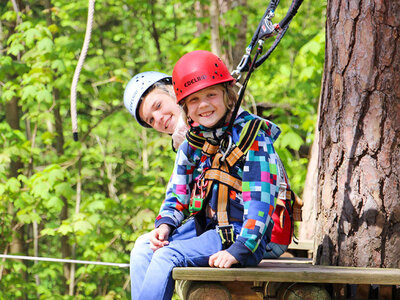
187, 119, 278, 247
187, 117, 303, 247
70, 0, 95, 141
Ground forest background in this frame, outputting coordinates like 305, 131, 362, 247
0, 0, 325, 299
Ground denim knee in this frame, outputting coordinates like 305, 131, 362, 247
263, 242, 288, 259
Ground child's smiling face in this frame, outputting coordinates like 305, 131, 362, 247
185, 85, 227, 128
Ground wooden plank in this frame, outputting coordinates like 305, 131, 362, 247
356, 284, 371, 299
172, 261, 400, 285
262, 257, 312, 264
379, 285, 393, 300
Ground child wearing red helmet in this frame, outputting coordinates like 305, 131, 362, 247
130, 50, 285, 300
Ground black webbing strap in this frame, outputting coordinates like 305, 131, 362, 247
236, 118, 264, 156
186, 131, 206, 149
186, 118, 264, 162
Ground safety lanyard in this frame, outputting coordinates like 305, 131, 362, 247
225, 0, 304, 137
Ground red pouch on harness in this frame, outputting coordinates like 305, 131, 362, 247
270, 204, 292, 245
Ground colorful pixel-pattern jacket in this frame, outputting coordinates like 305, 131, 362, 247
155, 110, 281, 264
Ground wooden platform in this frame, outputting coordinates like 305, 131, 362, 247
173, 258, 400, 285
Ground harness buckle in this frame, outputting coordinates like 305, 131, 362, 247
216, 224, 236, 249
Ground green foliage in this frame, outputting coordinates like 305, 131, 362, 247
0, 0, 325, 298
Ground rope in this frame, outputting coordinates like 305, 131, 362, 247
70, 0, 95, 141
0, 254, 129, 268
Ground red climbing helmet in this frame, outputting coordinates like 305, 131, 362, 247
172, 50, 235, 104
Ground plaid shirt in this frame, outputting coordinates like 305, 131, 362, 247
155, 110, 281, 264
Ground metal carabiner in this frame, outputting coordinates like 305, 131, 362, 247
219, 135, 232, 162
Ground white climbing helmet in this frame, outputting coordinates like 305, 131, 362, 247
123, 71, 172, 127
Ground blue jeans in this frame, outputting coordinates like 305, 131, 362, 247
263, 242, 288, 259
130, 219, 261, 300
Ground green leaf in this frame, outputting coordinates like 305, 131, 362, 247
300, 66, 315, 80
47, 167, 65, 186
58, 224, 73, 235
7, 43, 24, 56
0, 184, 5, 196
36, 90, 52, 103
17, 210, 41, 224
2, 11, 17, 22
40, 228, 56, 236
87, 200, 105, 212
6, 178, 20, 193
51, 59, 65, 72
45, 196, 64, 211
37, 37, 54, 53
31, 181, 50, 199
21, 85, 38, 101
2, 90, 16, 101
23, 28, 41, 45
54, 182, 74, 198
280, 131, 304, 151
73, 220, 93, 233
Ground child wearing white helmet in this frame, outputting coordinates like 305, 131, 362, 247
130, 50, 289, 300
123, 71, 188, 150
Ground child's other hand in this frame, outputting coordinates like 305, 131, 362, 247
208, 250, 238, 268
171, 118, 188, 150
149, 224, 171, 251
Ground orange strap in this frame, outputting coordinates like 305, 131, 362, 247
202, 141, 219, 156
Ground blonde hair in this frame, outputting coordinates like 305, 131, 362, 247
181, 83, 237, 124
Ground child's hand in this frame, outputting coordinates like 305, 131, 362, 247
172, 118, 188, 150
208, 250, 238, 268
149, 224, 171, 251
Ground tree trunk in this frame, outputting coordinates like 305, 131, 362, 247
231, 0, 248, 67
315, 0, 400, 268
194, 1, 207, 37
54, 92, 72, 287
210, 0, 222, 58
299, 117, 319, 241
6, 97, 26, 284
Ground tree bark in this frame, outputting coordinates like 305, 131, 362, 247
231, 0, 248, 67
210, 0, 222, 58
299, 117, 319, 241
6, 97, 26, 282
194, 1, 207, 37
315, 0, 400, 268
